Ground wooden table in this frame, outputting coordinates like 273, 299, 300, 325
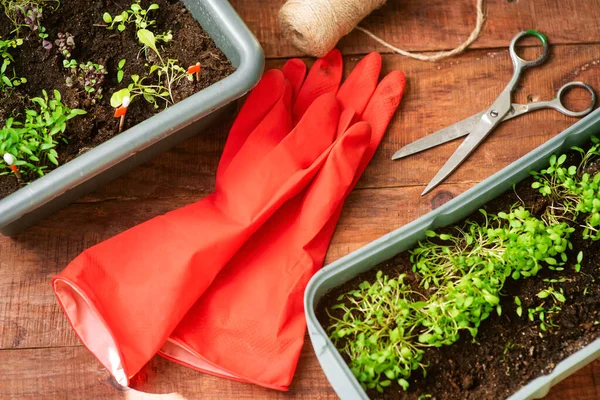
1, 0, 599, 398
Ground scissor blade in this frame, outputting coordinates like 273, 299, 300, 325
392, 112, 484, 160
422, 114, 498, 195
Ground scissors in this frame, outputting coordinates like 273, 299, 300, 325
392, 30, 597, 196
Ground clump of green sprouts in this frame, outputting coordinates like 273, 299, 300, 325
327, 140, 600, 394
0, 90, 85, 178
1, 0, 59, 47
0, 36, 26, 97
328, 206, 574, 392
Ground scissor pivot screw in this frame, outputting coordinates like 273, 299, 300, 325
490, 110, 499, 118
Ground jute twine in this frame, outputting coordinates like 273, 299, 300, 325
279, 0, 486, 61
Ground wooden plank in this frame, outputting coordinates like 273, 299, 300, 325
73, 44, 600, 204
229, 0, 600, 59
0, 342, 337, 399
0, 345, 597, 398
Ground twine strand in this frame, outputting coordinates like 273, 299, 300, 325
356, 0, 486, 62
279, 0, 486, 61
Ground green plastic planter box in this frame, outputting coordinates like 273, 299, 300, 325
0, 0, 264, 236
305, 109, 600, 399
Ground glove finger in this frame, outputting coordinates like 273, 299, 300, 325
293, 49, 342, 125
217, 79, 294, 184
217, 70, 288, 179
353, 70, 407, 187
336, 52, 382, 117
221, 93, 340, 219
294, 121, 372, 229
361, 70, 406, 155
281, 58, 307, 103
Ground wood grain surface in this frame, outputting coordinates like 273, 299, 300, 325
1, 0, 599, 398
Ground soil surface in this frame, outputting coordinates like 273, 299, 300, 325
317, 150, 600, 400
0, 0, 234, 198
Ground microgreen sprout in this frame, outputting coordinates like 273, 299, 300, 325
54, 32, 74, 59
111, 74, 169, 110
117, 59, 126, 83
543, 277, 569, 284
514, 296, 523, 317
575, 251, 583, 272
102, 0, 159, 33
110, 29, 189, 112
63, 60, 107, 104
537, 286, 566, 303
528, 304, 561, 333
500, 341, 515, 364
532, 137, 600, 240
137, 29, 191, 103
0, 90, 85, 178
327, 272, 428, 393
1, 0, 58, 44
0, 36, 26, 96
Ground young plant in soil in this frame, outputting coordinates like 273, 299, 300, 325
0, 36, 26, 96
322, 139, 600, 397
103, 0, 159, 33
0, 89, 85, 177
327, 272, 428, 393
0, 0, 235, 197
2, 0, 58, 47
110, 23, 191, 113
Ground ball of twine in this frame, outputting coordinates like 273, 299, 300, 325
279, 0, 486, 61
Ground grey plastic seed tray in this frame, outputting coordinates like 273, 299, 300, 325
305, 109, 600, 400
0, 0, 264, 235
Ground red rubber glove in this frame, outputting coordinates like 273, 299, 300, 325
52, 63, 346, 386
160, 53, 406, 390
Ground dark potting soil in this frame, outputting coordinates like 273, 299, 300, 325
0, 0, 235, 199
316, 151, 600, 400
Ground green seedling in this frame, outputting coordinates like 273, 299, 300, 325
543, 277, 569, 284
537, 286, 566, 303
528, 304, 561, 333
328, 272, 428, 393
0, 36, 26, 96
500, 341, 515, 363
514, 296, 523, 317
117, 59, 126, 83
103, 0, 159, 32
575, 251, 583, 272
63, 60, 107, 103
0, 90, 85, 178
54, 31, 74, 59
1, 0, 58, 45
532, 137, 600, 240
110, 29, 190, 112
111, 74, 169, 110
137, 29, 191, 102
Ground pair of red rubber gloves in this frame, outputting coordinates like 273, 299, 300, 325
53, 50, 405, 390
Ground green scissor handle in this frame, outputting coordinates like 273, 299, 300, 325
509, 29, 549, 69
503, 30, 550, 94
